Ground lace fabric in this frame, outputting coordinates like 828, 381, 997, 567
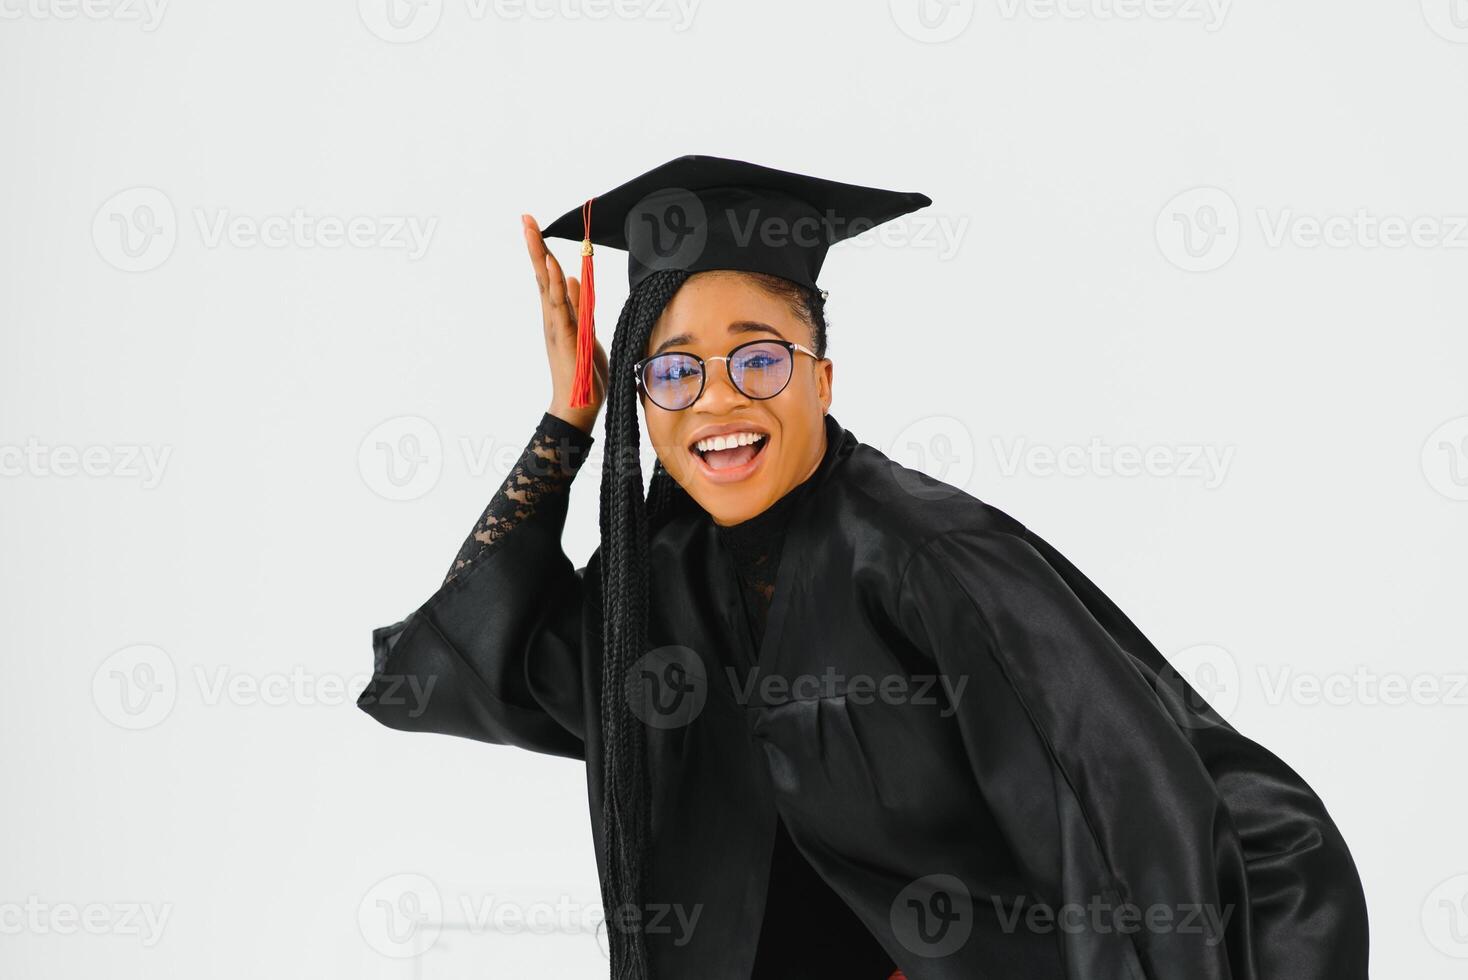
714, 484, 810, 654
443, 412, 594, 587
713, 432, 837, 651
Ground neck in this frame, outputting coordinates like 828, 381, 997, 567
795, 424, 829, 486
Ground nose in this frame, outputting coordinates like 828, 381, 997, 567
695, 358, 749, 411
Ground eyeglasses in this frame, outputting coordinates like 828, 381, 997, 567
633, 338, 820, 412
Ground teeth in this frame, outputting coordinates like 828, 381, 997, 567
693, 431, 766, 453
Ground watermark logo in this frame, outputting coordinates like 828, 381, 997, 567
354, 882, 699, 959
358, 0, 443, 42
887, 421, 1236, 495
1155, 642, 1240, 730
359, 415, 444, 502
356, 421, 655, 503
890, 0, 975, 43
1156, 186, 1239, 272
626, 645, 708, 729
359, 873, 444, 958
1421, 0, 1468, 42
93, 187, 177, 273
625, 187, 709, 279
886, 415, 976, 500
1161, 189, 1468, 270
1423, 873, 1468, 958
92, 644, 178, 731
891, 873, 973, 957
96, 648, 423, 729
93, 190, 438, 269
1422, 416, 1468, 501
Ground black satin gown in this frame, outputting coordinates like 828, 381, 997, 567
361, 410, 1370, 980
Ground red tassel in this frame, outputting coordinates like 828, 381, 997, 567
569, 197, 597, 409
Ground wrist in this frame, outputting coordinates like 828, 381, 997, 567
547, 402, 598, 437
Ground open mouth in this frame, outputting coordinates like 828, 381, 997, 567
689, 431, 770, 476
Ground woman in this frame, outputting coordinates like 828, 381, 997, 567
359, 156, 1370, 979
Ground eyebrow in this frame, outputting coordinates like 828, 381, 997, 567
650, 321, 787, 357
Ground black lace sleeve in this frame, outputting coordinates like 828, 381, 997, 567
443, 411, 595, 587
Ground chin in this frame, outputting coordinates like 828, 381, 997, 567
704, 494, 775, 527
684, 475, 776, 525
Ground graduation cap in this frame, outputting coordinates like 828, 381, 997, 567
540, 154, 933, 407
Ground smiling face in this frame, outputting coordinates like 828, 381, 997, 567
640, 271, 833, 526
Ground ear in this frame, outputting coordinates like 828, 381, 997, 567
815, 358, 833, 414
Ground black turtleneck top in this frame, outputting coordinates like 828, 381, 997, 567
449, 413, 895, 979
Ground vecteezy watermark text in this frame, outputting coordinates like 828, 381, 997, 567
0, 0, 168, 29
357, 873, 702, 959
93, 188, 439, 272
1158, 186, 1468, 272
725, 667, 969, 715
993, 896, 1235, 945
991, 437, 1236, 489
0, 898, 172, 947
994, 0, 1231, 31
0, 439, 172, 488
357, 0, 700, 43
92, 644, 439, 731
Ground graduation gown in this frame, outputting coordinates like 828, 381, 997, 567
358, 411, 1370, 979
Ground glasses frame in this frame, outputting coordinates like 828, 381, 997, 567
633, 338, 821, 412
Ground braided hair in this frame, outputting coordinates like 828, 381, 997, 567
595, 268, 828, 980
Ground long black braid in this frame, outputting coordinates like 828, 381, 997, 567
595, 267, 828, 979
597, 268, 689, 980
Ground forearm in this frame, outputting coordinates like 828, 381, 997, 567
443, 411, 595, 586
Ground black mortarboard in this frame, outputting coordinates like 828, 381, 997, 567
539, 154, 932, 407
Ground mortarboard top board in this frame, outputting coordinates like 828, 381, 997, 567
539, 154, 932, 407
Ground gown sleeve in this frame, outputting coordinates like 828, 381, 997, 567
896, 525, 1369, 980
356, 411, 599, 761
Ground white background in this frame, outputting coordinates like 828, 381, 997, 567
2, 0, 1466, 976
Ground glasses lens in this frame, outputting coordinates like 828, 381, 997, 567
642, 353, 703, 410
730, 342, 793, 399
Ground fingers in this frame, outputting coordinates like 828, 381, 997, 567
522, 214, 549, 293
544, 249, 576, 339
544, 246, 566, 304
566, 275, 580, 325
